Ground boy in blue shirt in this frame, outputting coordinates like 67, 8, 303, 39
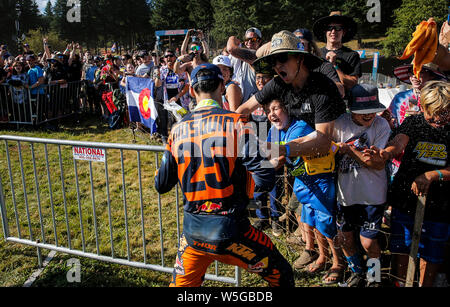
265, 99, 343, 285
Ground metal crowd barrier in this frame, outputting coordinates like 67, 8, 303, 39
0, 135, 241, 286
0, 81, 82, 126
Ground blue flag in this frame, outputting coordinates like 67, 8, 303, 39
126, 77, 158, 133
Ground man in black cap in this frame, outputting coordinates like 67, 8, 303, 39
313, 11, 361, 93
155, 63, 294, 287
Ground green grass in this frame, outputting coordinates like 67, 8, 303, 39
0, 115, 368, 287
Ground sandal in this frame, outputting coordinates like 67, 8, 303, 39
304, 261, 327, 274
322, 268, 344, 285
292, 250, 318, 270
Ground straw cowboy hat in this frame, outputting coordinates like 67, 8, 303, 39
252, 30, 323, 71
393, 62, 448, 84
313, 11, 357, 43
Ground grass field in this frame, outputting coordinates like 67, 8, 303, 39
0, 114, 390, 287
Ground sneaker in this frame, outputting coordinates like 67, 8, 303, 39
340, 272, 366, 287
252, 219, 270, 231
272, 220, 283, 237
292, 250, 318, 270
286, 234, 304, 246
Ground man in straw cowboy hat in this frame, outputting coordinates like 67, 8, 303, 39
237, 30, 346, 160
313, 11, 361, 93
237, 30, 347, 283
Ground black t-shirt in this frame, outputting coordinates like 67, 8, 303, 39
46, 63, 68, 83
254, 72, 346, 128
314, 61, 340, 83
67, 60, 83, 81
0, 67, 7, 83
320, 46, 361, 78
388, 115, 450, 223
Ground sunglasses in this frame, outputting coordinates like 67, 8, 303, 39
164, 54, 175, 58
191, 46, 201, 52
244, 37, 259, 43
425, 115, 449, 127
326, 25, 344, 32
256, 75, 272, 82
269, 52, 298, 66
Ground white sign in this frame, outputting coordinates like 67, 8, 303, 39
73, 146, 105, 162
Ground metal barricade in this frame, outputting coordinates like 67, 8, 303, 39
0, 135, 241, 286
0, 81, 83, 126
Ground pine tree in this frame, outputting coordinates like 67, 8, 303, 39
382, 0, 447, 56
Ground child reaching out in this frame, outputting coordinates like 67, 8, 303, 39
265, 98, 343, 285
333, 84, 391, 287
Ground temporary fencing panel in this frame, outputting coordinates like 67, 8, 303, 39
0, 135, 241, 286
0, 81, 82, 126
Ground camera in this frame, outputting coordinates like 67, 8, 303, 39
188, 52, 195, 61
191, 29, 197, 36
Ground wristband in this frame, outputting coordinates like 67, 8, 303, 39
334, 65, 339, 70
285, 144, 290, 157
435, 170, 444, 181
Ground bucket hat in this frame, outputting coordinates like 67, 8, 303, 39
252, 30, 323, 71
349, 84, 386, 114
313, 11, 357, 43
394, 62, 447, 84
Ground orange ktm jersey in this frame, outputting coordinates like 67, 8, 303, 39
155, 106, 275, 215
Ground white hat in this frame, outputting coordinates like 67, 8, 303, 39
213, 55, 232, 68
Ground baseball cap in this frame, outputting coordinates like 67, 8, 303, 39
349, 84, 386, 114
293, 28, 313, 43
190, 63, 223, 87
138, 50, 149, 57
212, 55, 232, 68
245, 27, 262, 39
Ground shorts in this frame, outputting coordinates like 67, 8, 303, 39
300, 203, 336, 239
389, 208, 450, 264
336, 203, 385, 239
170, 226, 294, 287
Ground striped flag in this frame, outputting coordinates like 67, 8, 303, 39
126, 77, 158, 133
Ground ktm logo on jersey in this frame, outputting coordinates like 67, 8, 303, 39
226, 243, 257, 261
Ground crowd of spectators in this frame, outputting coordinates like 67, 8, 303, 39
1, 11, 450, 288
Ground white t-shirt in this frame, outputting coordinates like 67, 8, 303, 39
333, 113, 391, 206
229, 55, 257, 103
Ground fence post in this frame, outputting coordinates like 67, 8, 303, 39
0, 174, 10, 240
405, 195, 426, 287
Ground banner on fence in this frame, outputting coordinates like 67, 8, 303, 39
72, 146, 106, 162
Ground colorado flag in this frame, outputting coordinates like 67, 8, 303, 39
126, 77, 158, 133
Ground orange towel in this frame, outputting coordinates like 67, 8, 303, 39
399, 18, 438, 79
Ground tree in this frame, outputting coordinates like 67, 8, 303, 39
211, 0, 253, 47
187, 0, 215, 34
41, 0, 54, 33
0, 0, 17, 54
382, 0, 447, 57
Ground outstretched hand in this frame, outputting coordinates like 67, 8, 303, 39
361, 146, 391, 163
439, 21, 450, 46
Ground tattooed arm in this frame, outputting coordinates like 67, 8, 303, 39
227, 36, 257, 65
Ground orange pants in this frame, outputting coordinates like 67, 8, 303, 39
170, 225, 294, 287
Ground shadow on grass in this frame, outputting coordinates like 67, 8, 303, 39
32, 254, 172, 287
